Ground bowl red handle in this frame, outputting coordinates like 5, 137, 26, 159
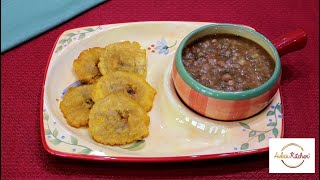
271, 29, 307, 57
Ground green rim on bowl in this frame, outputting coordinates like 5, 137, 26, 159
175, 24, 281, 100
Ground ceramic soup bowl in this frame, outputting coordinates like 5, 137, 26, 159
172, 24, 307, 120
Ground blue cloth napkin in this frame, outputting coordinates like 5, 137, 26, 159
1, 0, 105, 53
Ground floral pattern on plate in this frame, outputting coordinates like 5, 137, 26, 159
236, 103, 282, 150
55, 26, 102, 53
147, 38, 177, 55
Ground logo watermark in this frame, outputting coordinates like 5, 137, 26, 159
269, 138, 315, 173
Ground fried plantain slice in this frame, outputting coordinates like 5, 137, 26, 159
60, 84, 94, 128
98, 41, 147, 78
89, 93, 150, 146
92, 71, 156, 112
73, 47, 104, 84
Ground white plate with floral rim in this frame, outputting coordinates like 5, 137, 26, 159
41, 21, 284, 162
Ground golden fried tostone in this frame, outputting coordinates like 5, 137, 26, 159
89, 93, 150, 145
60, 85, 94, 128
98, 41, 147, 78
73, 47, 104, 84
91, 71, 157, 112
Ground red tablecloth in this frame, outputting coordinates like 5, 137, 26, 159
1, 0, 319, 179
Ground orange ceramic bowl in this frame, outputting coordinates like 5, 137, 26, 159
172, 24, 281, 120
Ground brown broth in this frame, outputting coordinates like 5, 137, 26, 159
182, 34, 275, 92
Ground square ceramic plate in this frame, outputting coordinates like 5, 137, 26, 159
41, 21, 284, 162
